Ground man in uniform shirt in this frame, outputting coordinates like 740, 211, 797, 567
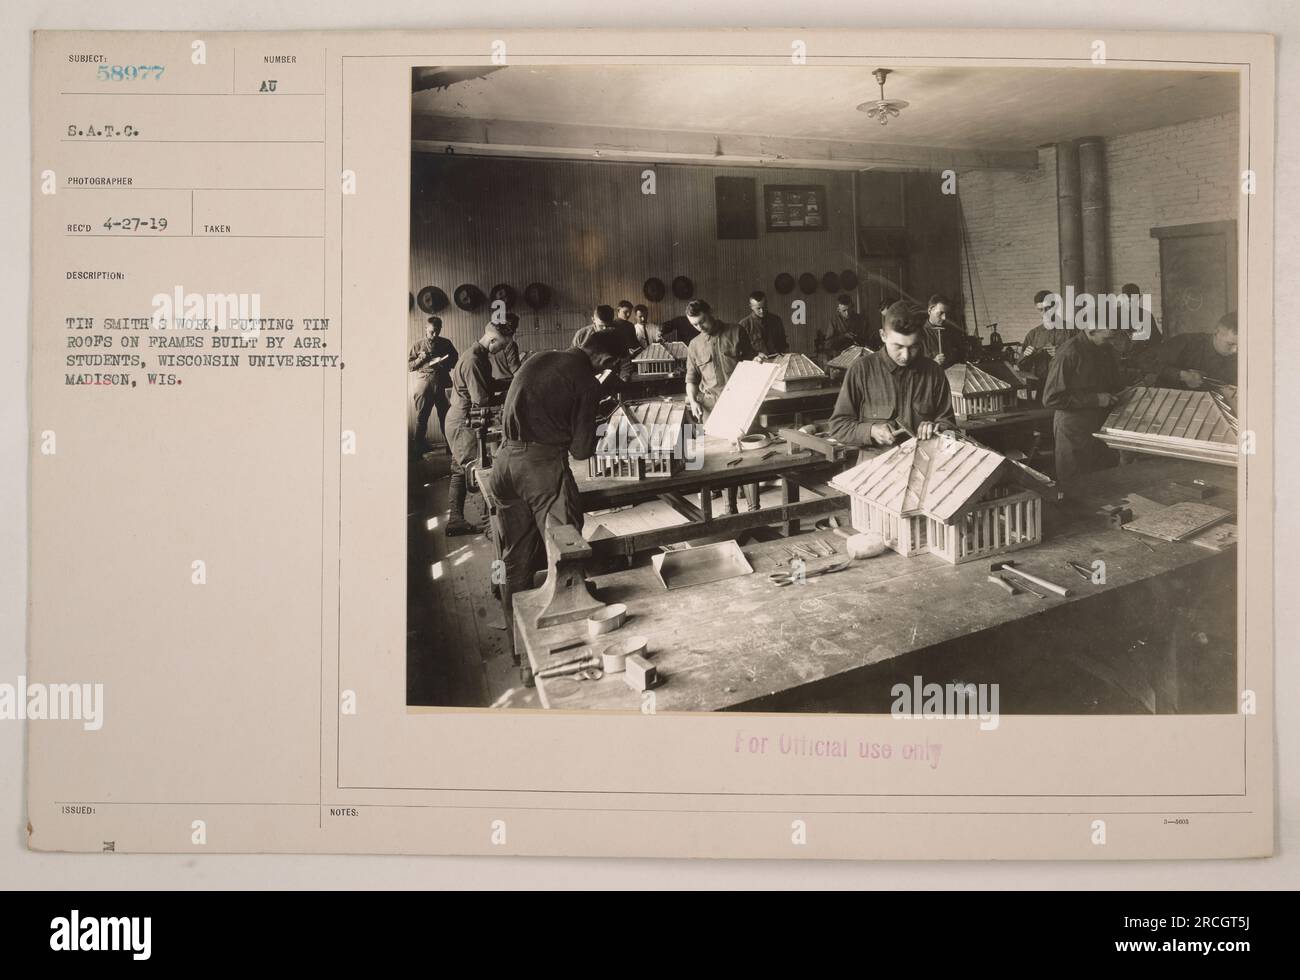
1112, 282, 1165, 378
612, 300, 643, 354
571, 304, 617, 349
572, 304, 633, 390
684, 301, 757, 421
737, 291, 790, 357
408, 316, 458, 455
1154, 311, 1238, 391
489, 331, 626, 649
659, 306, 702, 346
684, 300, 758, 515
1118, 283, 1165, 346
632, 304, 656, 347
829, 302, 956, 447
920, 293, 967, 367
1042, 321, 1125, 482
1020, 291, 1058, 351
443, 318, 517, 536
491, 334, 522, 380
816, 294, 872, 356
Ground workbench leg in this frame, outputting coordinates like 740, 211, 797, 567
699, 486, 712, 524
1158, 606, 1186, 713
744, 482, 760, 512
506, 589, 533, 686
782, 477, 800, 537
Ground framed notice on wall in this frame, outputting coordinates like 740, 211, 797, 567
764, 183, 828, 232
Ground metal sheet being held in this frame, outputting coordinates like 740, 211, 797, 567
651, 541, 754, 591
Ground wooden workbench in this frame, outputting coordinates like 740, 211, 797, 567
515, 458, 1237, 713
612, 384, 842, 428
573, 433, 845, 556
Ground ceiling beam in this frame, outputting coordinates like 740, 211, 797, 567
412, 114, 1039, 172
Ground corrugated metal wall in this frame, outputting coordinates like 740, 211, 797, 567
408, 155, 860, 356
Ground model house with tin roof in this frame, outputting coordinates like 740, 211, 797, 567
1093, 387, 1238, 466
589, 399, 690, 480
830, 436, 1052, 564
946, 363, 1017, 419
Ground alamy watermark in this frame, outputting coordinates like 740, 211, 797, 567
891, 675, 1000, 731
594, 420, 706, 470
0, 676, 103, 731
1039, 287, 1154, 340
150, 285, 265, 334
50, 911, 150, 960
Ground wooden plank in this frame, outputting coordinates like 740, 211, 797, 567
659, 492, 703, 523
576, 434, 830, 507
587, 492, 846, 557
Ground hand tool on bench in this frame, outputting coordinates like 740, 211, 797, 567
1065, 560, 1094, 582
535, 655, 601, 679
541, 651, 595, 670
769, 557, 854, 587
986, 574, 1019, 596
547, 638, 588, 656
989, 559, 1071, 597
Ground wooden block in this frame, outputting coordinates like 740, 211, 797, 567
1100, 504, 1132, 528
623, 654, 657, 692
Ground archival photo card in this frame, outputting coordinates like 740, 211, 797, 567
26, 27, 1274, 859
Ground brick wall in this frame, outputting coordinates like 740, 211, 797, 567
1103, 111, 1240, 323
959, 112, 1239, 342
957, 146, 1059, 344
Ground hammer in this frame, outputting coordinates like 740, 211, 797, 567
990, 560, 1071, 597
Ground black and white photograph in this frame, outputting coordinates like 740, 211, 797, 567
405, 63, 1243, 715
8, 2, 1289, 884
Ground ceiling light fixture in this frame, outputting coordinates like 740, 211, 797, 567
857, 68, 909, 126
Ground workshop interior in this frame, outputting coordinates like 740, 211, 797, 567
405, 63, 1241, 714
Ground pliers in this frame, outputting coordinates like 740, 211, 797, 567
1065, 560, 1093, 581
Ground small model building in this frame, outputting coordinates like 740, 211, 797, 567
830, 436, 1050, 564
1093, 387, 1238, 466
631, 342, 678, 378
826, 345, 870, 372
664, 341, 690, 370
946, 363, 1017, 418
588, 399, 690, 480
769, 352, 829, 392
979, 360, 1039, 403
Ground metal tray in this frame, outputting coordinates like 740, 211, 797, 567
651, 541, 754, 591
